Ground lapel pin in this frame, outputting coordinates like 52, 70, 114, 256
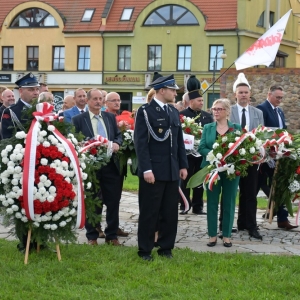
158, 129, 163, 133
156, 107, 160, 111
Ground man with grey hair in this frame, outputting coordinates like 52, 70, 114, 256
38, 92, 54, 105
182, 92, 189, 109
0, 89, 15, 139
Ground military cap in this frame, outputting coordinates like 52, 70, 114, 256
149, 74, 179, 90
15, 72, 40, 88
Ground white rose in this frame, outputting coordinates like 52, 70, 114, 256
21, 216, 28, 223
235, 137, 240, 141
41, 215, 49, 222
11, 179, 19, 186
228, 143, 234, 148
12, 205, 19, 211
1, 150, 8, 157
7, 198, 14, 205
33, 222, 40, 227
49, 186, 56, 194
44, 224, 51, 229
15, 131, 26, 139
40, 158, 48, 166
43, 141, 50, 147
6, 145, 13, 151
249, 147, 255, 154
50, 224, 58, 230
239, 148, 246, 155
39, 187, 46, 195
86, 182, 92, 189
212, 143, 219, 149
6, 208, 14, 214
59, 221, 67, 227
221, 136, 228, 143
47, 195, 55, 202
48, 125, 55, 132
16, 153, 24, 161
2, 201, 9, 207
15, 212, 22, 219
44, 180, 52, 188
14, 166, 22, 174
216, 153, 223, 160
2, 157, 9, 164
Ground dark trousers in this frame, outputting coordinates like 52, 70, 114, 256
85, 161, 122, 241
257, 163, 288, 222
237, 165, 259, 230
180, 155, 204, 211
138, 179, 179, 256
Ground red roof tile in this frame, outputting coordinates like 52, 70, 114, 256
103, 0, 237, 32
0, 0, 106, 33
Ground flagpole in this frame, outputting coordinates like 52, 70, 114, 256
202, 61, 235, 96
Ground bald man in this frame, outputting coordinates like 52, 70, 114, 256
105, 92, 121, 115
62, 95, 75, 111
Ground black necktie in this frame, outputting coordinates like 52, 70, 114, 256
80, 110, 84, 114
163, 105, 168, 115
241, 108, 246, 128
274, 108, 279, 127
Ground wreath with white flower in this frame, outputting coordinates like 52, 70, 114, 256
0, 103, 95, 245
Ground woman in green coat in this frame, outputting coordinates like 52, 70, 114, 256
199, 99, 241, 248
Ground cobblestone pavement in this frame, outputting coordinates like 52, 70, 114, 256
1, 191, 300, 255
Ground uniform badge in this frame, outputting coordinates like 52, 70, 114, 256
156, 107, 160, 111
158, 129, 163, 133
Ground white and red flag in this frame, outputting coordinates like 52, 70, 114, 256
235, 9, 292, 70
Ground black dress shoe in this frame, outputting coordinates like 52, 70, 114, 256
207, 239, 217, 247
249, 229, 262, 240
158, 252, 173, 259
223, 241, 232, 247
192, 210, 207, 215
231, 228, 237, 233
179, 210, 189, 215
139, 254, 153, 261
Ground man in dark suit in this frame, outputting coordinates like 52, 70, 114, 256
256, 85, 297, 230
72, 88, 123, 246
1, 73, 40, 252
63, 88, 87, 123
0, 89, 16, 139
179, 89, 213, 215
134, 75, 188, 261
230, 73, 264, 239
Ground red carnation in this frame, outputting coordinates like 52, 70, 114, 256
90, 148, 97, 155
221, 143, 226, 148
233, 150, 239, 156
283, 152, 290, 157
1, 114, 10, 119
240, 159, 247, 165
184, 127, 191, 134
242, 128, 247, 133
296, 166, 300, 175
252, 155, 258, 160
235, 170, 241, 176
228, 128, 234, 132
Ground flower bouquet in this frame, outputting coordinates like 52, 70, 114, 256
0, 103, 94, 261
179, 114, 203, 156
116, 112, 137, 175
188, 127, 264, 190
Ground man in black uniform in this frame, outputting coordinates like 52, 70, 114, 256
179, 75, 213, 215
134, 75, 188, 261
1, 73, 40, 252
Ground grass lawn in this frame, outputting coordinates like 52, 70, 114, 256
1, 239, 300, 300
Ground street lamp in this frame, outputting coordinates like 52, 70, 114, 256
212, 49, 227, 101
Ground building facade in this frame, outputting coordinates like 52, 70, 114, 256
0, 0, 299, 111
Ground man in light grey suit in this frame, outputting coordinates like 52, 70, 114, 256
229, 74, 264, 239
63, 88, 87, 123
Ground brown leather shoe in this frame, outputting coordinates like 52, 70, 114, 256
88, 240, 98, 245
96, 227, 106, 238
117, 227, 129, 237
278, 221, 298, 230
105, 239, 123, 246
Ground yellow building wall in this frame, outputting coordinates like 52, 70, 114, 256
0, 1, 103, 72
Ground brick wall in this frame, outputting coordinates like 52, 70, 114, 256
220, 68, 300, 132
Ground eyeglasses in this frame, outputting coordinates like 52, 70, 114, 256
107, 99, 121, 103
211, 107, 226, 112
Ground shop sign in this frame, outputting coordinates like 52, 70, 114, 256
0, 74, 11, 82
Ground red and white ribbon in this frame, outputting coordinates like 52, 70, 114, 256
23, 102, 86, 228
79, 135, 109, 153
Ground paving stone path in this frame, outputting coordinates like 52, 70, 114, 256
1, 191, 300, 255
